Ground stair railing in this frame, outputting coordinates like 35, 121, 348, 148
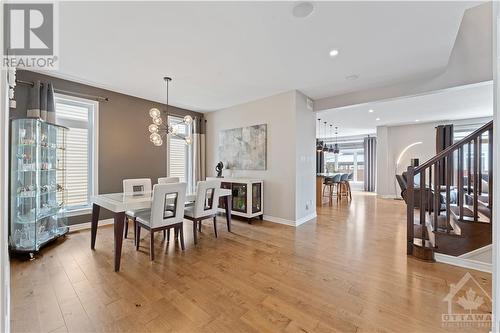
406, 121, 493, 260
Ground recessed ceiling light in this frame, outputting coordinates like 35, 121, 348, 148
415, 119, 420, 122
376, 118, 380, 121
345, 74, 359, 80
292, 2, 314, 18
329, 49, 339, 57
368, 109, 374, 113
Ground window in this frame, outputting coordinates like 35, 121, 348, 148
324, 139, 365, 183
167, 116, 191, 186
55, 94, 98, 213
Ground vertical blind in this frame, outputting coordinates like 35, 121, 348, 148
55, 95, 95, 209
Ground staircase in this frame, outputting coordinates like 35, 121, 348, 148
406, 121, 493, 261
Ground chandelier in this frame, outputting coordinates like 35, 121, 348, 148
148, 77, 193, 146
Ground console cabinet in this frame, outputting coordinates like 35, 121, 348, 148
208, 177, 263, 222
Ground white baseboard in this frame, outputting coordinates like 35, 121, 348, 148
459, 244, 492, 260
263, 213, 316, 227
263, 215, 296, 226
435, 252, 492, 273
69, 218, 114, 232
295, 212, 317, 226
378, 194, 398, 199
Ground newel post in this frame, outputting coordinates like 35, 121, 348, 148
406, 166, 415, 255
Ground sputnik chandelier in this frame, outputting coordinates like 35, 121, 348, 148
148, 77, 193, 146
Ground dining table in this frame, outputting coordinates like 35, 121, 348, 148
90, 188, 232, 271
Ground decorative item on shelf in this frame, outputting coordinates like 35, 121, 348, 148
146, 77, 193, 147
215, 161, 224, 178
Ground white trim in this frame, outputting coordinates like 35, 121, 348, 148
69, 218, 114, 232
378, 194, 398, 199
295, 212, 317, 226
435, 252, 492, 273
263, 215, 296, 226
64, 207, 92, 217
263, 213, 316, 227
460, 244, 492, 260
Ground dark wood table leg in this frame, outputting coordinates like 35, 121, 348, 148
224, 195, 232, 232
91, 203, 100, 250
113, 212, 126, 272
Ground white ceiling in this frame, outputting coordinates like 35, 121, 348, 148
316, 82, 493, 138
52, 1, 478, 112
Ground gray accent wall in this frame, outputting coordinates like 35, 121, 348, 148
11, 70, 202, 225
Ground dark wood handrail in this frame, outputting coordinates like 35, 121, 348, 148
414, 121, 493, 173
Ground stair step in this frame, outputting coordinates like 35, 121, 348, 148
450, 205, 490, 223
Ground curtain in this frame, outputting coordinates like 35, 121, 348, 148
436, 124, 453, 185
316, 150, 324, 173
364, 136, 376, 192
191, 117, 206, 193
27, 80, 56, 123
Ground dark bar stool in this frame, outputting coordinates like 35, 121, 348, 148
323, 174, 341, 205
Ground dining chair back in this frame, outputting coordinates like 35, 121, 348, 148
158, 177, 180, 184
192, 180, 222, 219
340, 173, 349, 182
123, 178, 152, 195
150, 183, 187, 229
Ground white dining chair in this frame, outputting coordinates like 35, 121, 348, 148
184, 180, 221, 244
122, 178, 152, 240
134, 182, 187, 260
158, 177, 180, 184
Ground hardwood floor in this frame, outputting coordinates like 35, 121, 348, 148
11, 192, 492, 332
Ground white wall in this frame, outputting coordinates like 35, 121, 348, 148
205, 90, 316, 225
492, 2, 499, 331
294, 91, 316, 222
0, 69, 10, 333
376, 117, 492, 198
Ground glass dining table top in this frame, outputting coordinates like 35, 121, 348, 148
92, 189, 231, 213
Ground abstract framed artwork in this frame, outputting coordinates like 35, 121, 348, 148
218, 124, 267, 170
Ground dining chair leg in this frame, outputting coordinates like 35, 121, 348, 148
213, 216, 218, 238
163, 230, 166, 240
179, 225, 185, 250
348, 182, 352, 200
150, 231, 155, 261
135, 225, 141, 251
124, 216, 129, 238
166, 228, 170, 242
192, 220, 198, 245
198, 221, 202, 232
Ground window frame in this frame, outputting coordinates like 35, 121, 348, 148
54, 93, 99, 216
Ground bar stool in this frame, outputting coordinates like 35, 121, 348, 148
339, 173, 352, 201
323, 174, 341, 205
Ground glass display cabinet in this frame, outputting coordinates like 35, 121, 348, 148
10, 118, 69, 254
209, 177, 263, 223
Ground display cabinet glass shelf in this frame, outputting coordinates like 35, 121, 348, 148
10, 118, 69, 253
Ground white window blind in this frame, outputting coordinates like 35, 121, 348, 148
167, 116, 189, 183
55, 95, 97, 211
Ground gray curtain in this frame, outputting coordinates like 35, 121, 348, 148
191, 117, 206, 193
364, 136, 376, 192
27, 80, 56, 123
